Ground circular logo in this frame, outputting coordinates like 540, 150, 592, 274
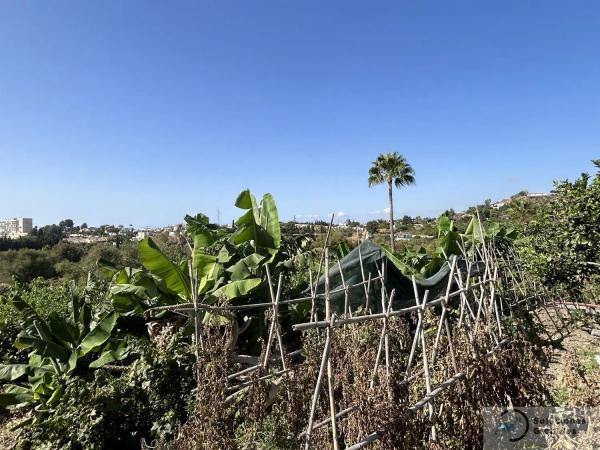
497, 408, 529, 442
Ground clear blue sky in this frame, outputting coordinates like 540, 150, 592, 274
1, 1, 599, 227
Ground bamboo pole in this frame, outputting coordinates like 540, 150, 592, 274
416, 285, 436, 441
304, 333, 331, 449
263, 268, 285, 368
345, 432, 380, 450
309, 267, 316, 322
431, 257, 457, 365
298, 406, 357, 438
324, 249, 339, 450
338, 259, 350, 317
406, 283, 430, 378
226, 368, 291, 392
310, 214, 336, 321
370, 290, 395, 388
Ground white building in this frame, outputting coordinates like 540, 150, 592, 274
491, 200, 509, 210
0, 218, 33, 238
527, 192, 554, 198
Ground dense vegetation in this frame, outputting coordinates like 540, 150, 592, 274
1, 160, 599, 449
519, 161, 600, 299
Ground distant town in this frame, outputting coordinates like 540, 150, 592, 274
0, 190, 555, 246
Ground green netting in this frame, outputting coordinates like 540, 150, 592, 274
310, 240, 484, 314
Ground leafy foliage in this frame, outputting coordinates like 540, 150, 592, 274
16, 335, 196, 450
102, 189, 282, 315
0, 282, 127, 417
383, 214, 517, 277
521, 161, 600, 297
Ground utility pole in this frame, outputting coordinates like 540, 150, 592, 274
217, 208, 220, 225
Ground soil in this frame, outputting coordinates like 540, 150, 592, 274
537, 307, 600, 399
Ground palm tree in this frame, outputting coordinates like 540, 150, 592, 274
368, 152, 415, 251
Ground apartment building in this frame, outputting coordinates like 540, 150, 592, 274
0, 217, 33, 238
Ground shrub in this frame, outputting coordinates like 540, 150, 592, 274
16, 334, 196, 450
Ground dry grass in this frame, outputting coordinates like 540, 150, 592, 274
161, 307, 552, 449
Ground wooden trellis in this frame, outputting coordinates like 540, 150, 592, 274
144, 220, 571, 449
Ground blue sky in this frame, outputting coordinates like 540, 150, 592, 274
1, 1, 599, 227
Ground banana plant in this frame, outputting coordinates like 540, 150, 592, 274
101, 190, 282, 316
383, 213, 463, 278
0, 284, 125, 414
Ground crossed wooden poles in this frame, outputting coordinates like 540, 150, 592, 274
144, 220, 569, 449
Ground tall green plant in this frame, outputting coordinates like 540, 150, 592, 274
101, 190, 282, 316
368, 152, 415, 252
382, 214, 516, 278
0, 283, 125, 418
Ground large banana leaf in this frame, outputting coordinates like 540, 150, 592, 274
192, 251, 220, 293
110, 284, 151, 314
0, 364, 30, 382
226, 252, 268, 281
139, 238, 191, 299
207, 278, 262, 303
192, 249, 218, 274
186, 213, 216, 248
462, 216, 484, 243
47, 312, 80, 348
0, 385, 33, 410
89, 340, 128, 369
259, 193, 281, 253
234, 211, 275, 248
436, 214, 461, 256
97, 258, 124, 279
79, 312, 118, 356
235, 189, 261, 221
15, 328, 71, 362
381, 244, 420, 276
232, 190, 280, 253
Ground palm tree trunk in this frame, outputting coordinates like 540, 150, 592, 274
388, 180, 395, 252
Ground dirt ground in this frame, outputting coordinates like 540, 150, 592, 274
0, 414, 18, 449
537, 306, 600, 403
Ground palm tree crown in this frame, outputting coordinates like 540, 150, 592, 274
368, 152, 415, 188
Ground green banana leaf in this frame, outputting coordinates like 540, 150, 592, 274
15, 326, 71, 363
78, 312, 118, 356
0, 364, 30, 382
186, 213, 216, 248
259, 193, 281, 254
0, 385, 33, 410
207, 278, 262, 303
139, 238, 191, 299
47, 312, 80, 348
226, 252, 268, 281
232, 190, 280, 252
89, 340, 128, 368
97, 258, 124, 279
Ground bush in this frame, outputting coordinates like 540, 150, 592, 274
16, 335, 196, 450
522, 161, 600, 298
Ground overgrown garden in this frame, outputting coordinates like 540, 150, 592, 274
1, 160, 600, 449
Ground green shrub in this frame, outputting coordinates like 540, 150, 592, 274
16, 335, 196, 450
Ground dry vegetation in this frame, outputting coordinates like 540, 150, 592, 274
160, 306, 554, 449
